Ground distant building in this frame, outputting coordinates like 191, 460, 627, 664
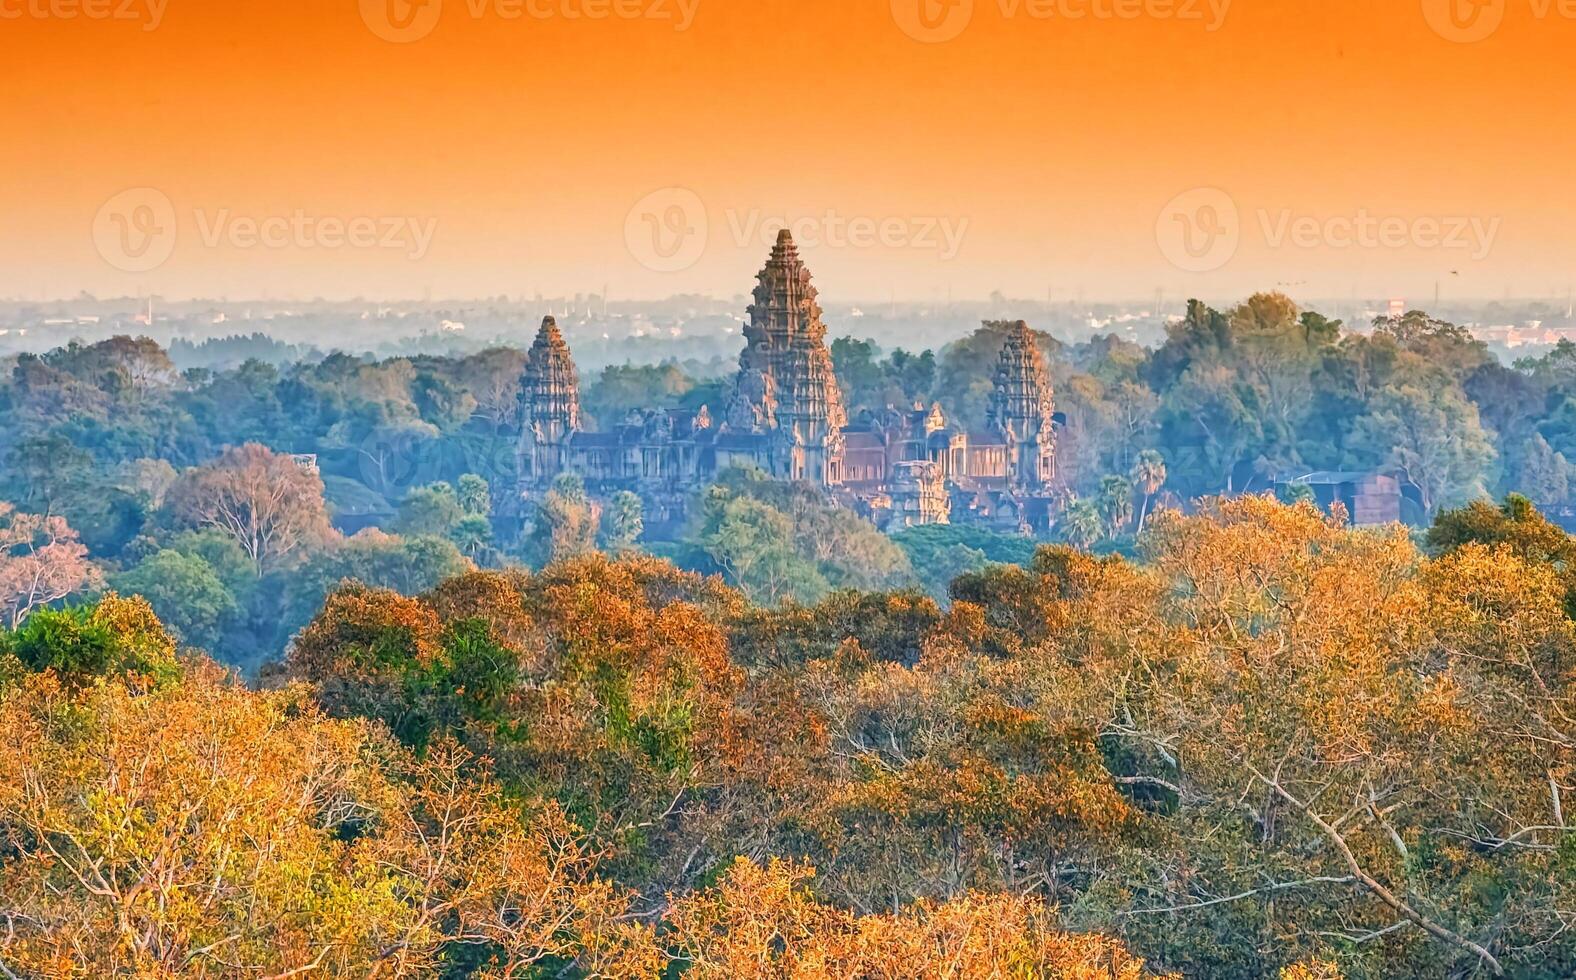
886, 461, 951, 529
1275, 470, 1426, 527
516, 231, 1059, 535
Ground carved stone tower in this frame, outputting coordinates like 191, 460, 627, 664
726, 230, 847, 485
985, 320, 1056, 490
887, 460, 951, 529
517, 315, 581, 490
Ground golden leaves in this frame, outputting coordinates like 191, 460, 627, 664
0, 668, 643, 978
667, 857, 1163, 980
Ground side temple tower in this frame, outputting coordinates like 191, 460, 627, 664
985, 319, 1056, 490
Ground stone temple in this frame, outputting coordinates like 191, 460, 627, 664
517, 229, 1059, 534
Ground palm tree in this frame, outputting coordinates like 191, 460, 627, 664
1096, 475, 1135, 538
1131, 450, 1167, 532
1059, 499, 1104, 551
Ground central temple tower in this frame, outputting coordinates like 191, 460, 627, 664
725, 230, 847, 486
516, 315, 581, 489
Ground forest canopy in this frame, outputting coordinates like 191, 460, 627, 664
2, 496, 1574, 977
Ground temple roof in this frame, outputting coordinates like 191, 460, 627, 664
966, 429, 1009, 447
714, 431, 774, 450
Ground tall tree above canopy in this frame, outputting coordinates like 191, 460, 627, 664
526, 473, 601, 568
1347, 379, 1496, 514
0, 503, 101, 628
1375, 310, 1494, 380
1131, 449, 1167, 532
166, 444, 337, 573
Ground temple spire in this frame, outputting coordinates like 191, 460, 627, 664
986, 320, 1056, 490
725, 231, 847, 485
517, 315, 582, 489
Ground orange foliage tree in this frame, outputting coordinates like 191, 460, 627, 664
166, 444, 337, 573
0, 608, 652, 978
666, 857, 1166, 980
262, 496, 1576, 976
0, 502, 100, 628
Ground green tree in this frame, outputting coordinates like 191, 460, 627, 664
1428, 493, 1576, 617
456, 473, 492, 517
164, 529, 258, 600
696, 494, 827, 604
1348, 380, 1496, 514
109, 550, 238, 652
1513, 433, 1574, 504
1058, 499, 1104, 550
278, 531, 472, 654
395, 483, 465, 539
525, 474, 600, 568
891, 524, 1036, 602
600, 491, 645, 552
1096, 474, 1135, 537
0, 593, 180, 688
451, 515, 494, 562
1130, 450, 1167, 532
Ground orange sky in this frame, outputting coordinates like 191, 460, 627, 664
3, 0, 1573, 304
